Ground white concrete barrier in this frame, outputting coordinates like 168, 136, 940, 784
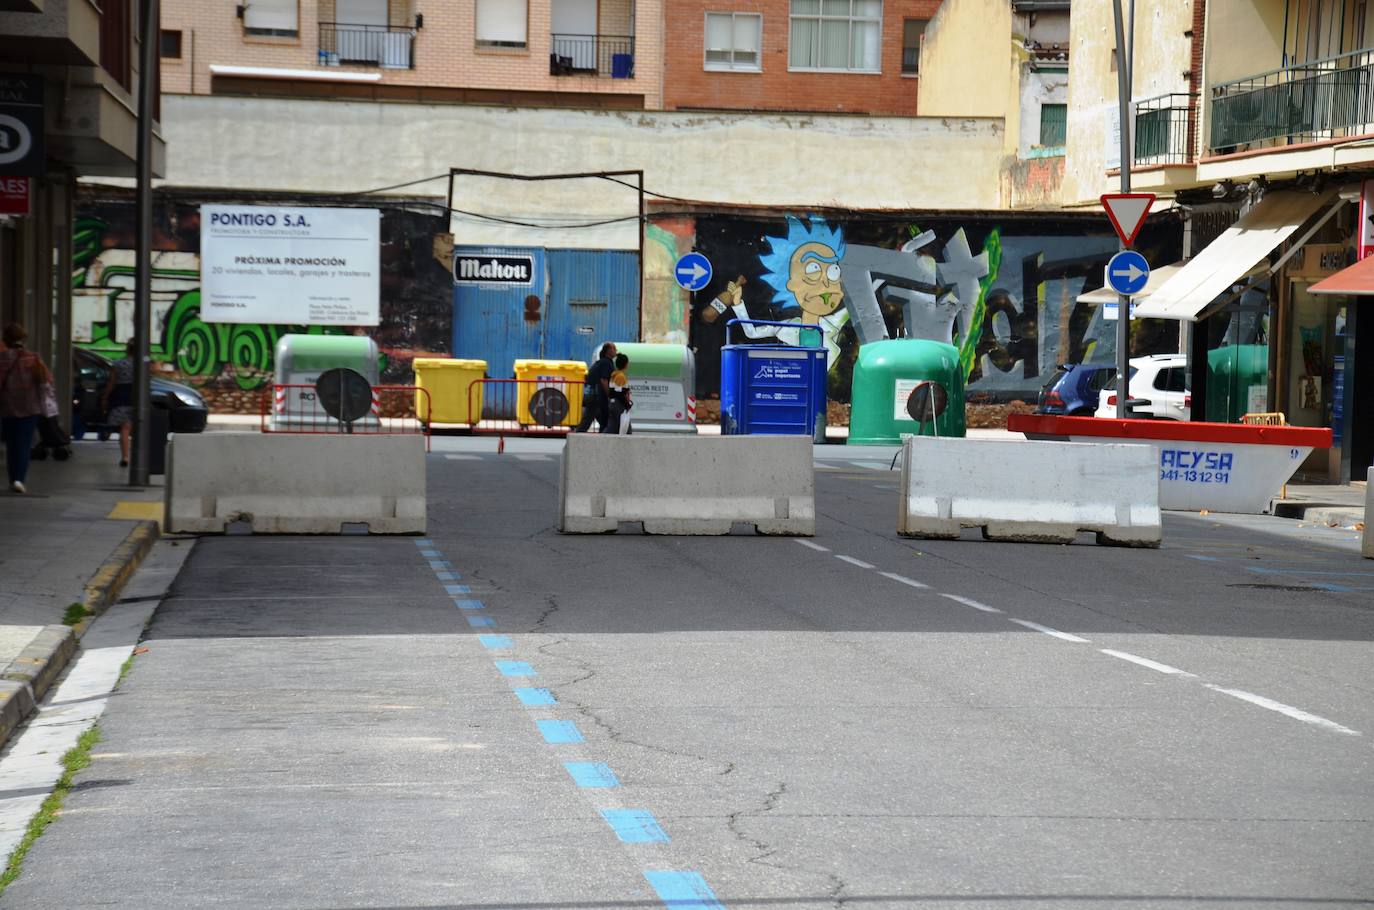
1364, 467, 1372, 560
166, 433, 426, 534
898, 436, 1161, 547
559, 435, 814, 535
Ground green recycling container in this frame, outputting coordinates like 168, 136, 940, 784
613, 342, 697, 433
848, 339, 965, 445
1207, 344, 1268, 423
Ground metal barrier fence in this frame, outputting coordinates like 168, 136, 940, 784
1210, 47, 1374, 152
466, 378, 587, 453
261, 384, 431, 449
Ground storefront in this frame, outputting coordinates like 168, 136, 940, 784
1305, 250, 1374, 484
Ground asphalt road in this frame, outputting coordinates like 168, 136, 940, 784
4, 440, 1372, 909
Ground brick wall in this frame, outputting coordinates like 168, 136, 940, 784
662, 0, 942, 115
159, 0, 664, 109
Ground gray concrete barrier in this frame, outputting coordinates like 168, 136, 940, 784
898, 436, 1161, 547
1364, 467, 1372, 560
559, 435, 814, 535
166, 433, 425, 534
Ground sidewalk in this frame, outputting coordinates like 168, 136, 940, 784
0, 437, 162, 746
1272, 481, 1368, 529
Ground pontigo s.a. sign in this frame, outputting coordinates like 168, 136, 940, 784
452, 252, 535, 286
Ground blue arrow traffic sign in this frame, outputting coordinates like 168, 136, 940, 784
674, 252, 713, 292
1105, 250, 1150, 296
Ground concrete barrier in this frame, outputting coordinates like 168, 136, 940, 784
559, 435, 814, 535
898, 436, 1160, 547
1364, 467, 1372, 560
166, 433, 425, 534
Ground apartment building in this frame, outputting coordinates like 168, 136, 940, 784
0, 0, 165, 415
159, 0, 664, 109
1065, 0, 1373, 482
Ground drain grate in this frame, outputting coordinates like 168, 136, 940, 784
1227, 583, 1330, 593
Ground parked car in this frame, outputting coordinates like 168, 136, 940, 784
1095, 353, 1191, 421
73, 347, 209, 438
1036, 363, 1117, 416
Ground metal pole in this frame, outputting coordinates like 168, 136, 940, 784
131, 0, 158, 485
1112, 0, 1133, 419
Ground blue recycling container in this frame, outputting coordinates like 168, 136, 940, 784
720, 320, 827, 440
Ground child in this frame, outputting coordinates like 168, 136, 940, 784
607, 353, 633, 435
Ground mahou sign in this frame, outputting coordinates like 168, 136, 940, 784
453, 253, 535, 285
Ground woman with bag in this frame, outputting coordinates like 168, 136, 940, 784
0, 322, 55, 494
101, 340, 136, 468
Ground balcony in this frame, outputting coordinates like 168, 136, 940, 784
1210, 47, 1374, 154
549, 34, 634, 78
1134, 93, 1197, 166
318, 22, 416, 69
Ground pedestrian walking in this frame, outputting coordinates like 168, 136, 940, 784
606, 353, 633, 435
574, 342, 616, 433
101, 340, 136, 467
0, 323, 55, 494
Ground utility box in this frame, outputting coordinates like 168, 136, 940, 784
613, 342, 697, 434
413, 358, 487, 425
271, 334, 380, 430
720, 320, 827, 441
848, 340, 965, 445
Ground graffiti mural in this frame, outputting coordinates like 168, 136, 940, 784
72, 194, 454, 410
688, 213, 1182, 402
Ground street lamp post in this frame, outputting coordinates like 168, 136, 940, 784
130, 0, 159, 485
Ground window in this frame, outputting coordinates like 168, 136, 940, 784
160, 29, 183, 59
705, 12, 762, 71
242, 0, 298, 37
901, 18, 925, 74
477, 0, 528, 48
1155, 368, 1187, 393
789, 0, 882, 72
1039, 103, 1067, 147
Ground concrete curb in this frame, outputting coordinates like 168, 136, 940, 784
1271, 501, 1366, 528
0, 519, 159, 750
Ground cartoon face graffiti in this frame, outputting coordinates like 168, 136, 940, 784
786, 241, 845, 318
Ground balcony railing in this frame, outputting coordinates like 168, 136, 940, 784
1210, 47, 1374, 153
318, 22, 416, 69
1134, 93, 1197, 165
549, 34, 635, 78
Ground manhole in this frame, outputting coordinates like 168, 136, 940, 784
1227, 583, 1329, 593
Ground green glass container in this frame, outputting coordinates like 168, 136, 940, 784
848, 339, 965, 445
1207, 344, 1268, 423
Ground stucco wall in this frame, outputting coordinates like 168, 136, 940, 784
1204, 0, 1286, 86
157, 94, 1007, 250
1062, 1, 1195, 206
918, 0, 1014, 123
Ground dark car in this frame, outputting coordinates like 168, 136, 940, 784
73, 347, 209, 438
1035, 363, 1117, 416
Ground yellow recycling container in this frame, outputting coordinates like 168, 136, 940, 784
413, 358, 487, 424
513, 359, 587, 427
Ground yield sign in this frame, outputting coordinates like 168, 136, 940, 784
1100, 192, 1156, 247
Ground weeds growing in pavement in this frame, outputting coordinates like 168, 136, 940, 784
0, 726, 102, 896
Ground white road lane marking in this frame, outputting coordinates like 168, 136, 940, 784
514, 455, 551, 462
879, 571, 929, 589
1100, 649, 1196, 677
1009, 618, 1090, 643
795, 540, 830, 552
1204, 684, 1361, 736
444, 454, 481, 461
939, 593, 1003, 614
835, 555, 876, 569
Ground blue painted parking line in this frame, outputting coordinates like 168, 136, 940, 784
427, 559, 451, 570
1186, 555, 1220, 562
495, 661, 536, 677
1248, 567, 1374, 577
454, 599, 485, 610
445, 584, 472, 596
514, 687, 556, 706
420, 549, 441, 558
479, 634, 513, 650
643, 871, 724, 910
536, 720, 584, 744
466, 614, 497, 628
436, 572, 460, 582
564, 762, 619, 788
414, 539, 434, 547
601, 809, 669, 844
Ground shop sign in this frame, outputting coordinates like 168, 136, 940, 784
0, 176, 28, 216
1289, 243, 1347, 280
0, 75, 44, 178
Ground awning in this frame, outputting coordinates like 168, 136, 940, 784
1309, 254, 1374, 295
1133, 190, 1339, 321
208, 64, 383, 83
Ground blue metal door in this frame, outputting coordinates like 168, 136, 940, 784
451, 247, 546, 378
543, 249, 640, 363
